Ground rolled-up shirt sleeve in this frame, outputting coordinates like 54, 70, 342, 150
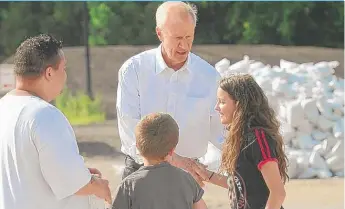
116, 58, 142, 162
32, 107, 91, 200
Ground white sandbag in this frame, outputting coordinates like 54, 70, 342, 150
249, 61, 265, 71
333, 108, 344, 118
315, 169, 333, 179
278, 105, 287, 121
299, 62, 314, 69
326, 97, 344, 121
327, 60, 340, 69
332, 118, 344, 138
316, 80, 333, 93
299, 84, 314, 99
309, 151, 329, 170
287, 73, 308, 85
311, 129, 329, 141
328, 75, 340, 90
301, 98, 319, 123
313, 142, 327, 156
200, 142, 222, 173
272, 78, 291, 97
285, 99, 305, 127
256, 77, 273, 92
228, 55, 252, 73
294, 133, 317, 150
295, 151, 311, 171
297, 167, 317, 179
317, 115, 334, 132
312, 61, 335, 78
280, 121, 296, 144
271, 65, 283, 72
332, 90, 344, 107
312, 87, 334, 100
322, 136, 339, 157
286, 157, 299, 178
297, 119, 313, 133
334, 171, 344, 177
280, 59, 299, 69
326, 155, 344, 173
325, 140, 344, 160
215, 58, 231, 74
316, 97, 332, 116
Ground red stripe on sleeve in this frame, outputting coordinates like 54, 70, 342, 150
260, 129, 272, 159
254, 128, 267, 160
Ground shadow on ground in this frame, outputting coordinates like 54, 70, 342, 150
78, 141, 124, 158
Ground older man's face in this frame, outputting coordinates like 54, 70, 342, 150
157, 14, 195, 65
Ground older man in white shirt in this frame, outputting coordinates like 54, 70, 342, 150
116, 1, 224, 185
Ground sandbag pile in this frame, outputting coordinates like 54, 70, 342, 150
214, 56, 344, 179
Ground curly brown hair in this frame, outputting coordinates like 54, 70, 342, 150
219, 74, 289, 183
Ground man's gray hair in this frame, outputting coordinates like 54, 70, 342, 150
155, 1, 198, 28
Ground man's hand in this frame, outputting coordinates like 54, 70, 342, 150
92, 176, 112, 204
192, 162, 213, 182
88, 168, 102, 178
170, 153, 208, 187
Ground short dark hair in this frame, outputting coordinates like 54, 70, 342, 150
135, 113, 179, 160
14, 34, 63, 77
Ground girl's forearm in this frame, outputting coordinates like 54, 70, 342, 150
265, 191, 286, 209
207, 171, 228, 189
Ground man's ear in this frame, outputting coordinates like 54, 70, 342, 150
44, 66, 54, 81
156, 26, 163, 42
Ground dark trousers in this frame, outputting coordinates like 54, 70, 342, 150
122, 155, 144, 180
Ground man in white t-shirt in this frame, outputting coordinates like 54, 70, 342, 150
0, 34, 111, 209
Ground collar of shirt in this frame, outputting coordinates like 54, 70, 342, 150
155, 44, 191, 75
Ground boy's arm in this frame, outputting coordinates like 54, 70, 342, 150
112, 182, 131, 209
193, 198, 208, 209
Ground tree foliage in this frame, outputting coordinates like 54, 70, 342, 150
0, 1, 343, 57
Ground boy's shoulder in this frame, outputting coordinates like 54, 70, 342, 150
121, 162, 195, 186
113, 162, 204, 209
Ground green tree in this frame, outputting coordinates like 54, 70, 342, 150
88, 2, 112, 46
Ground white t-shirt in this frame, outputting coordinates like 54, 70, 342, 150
0, 94, 93, 209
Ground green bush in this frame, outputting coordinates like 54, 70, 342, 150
55, 89, 106, 125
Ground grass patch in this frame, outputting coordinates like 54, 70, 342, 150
55, 89, 106, 125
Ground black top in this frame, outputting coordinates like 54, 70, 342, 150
227, 127, 284, 209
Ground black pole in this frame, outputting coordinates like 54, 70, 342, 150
83, 1, 93, 100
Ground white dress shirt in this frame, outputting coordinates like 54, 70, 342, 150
116, 45, 224, 163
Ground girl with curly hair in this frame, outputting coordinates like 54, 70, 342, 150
195, 74, 289, 209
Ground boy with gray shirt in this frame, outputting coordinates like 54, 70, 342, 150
112, 113, 207, 209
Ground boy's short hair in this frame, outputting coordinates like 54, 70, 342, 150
135, 112, 179, 160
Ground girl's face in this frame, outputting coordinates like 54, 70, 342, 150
215, 87, 237, 125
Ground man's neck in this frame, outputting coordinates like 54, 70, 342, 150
161, 47, 187, 71
13, 80, 48, 101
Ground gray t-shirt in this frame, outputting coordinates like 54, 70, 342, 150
112, 162, 204, 209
